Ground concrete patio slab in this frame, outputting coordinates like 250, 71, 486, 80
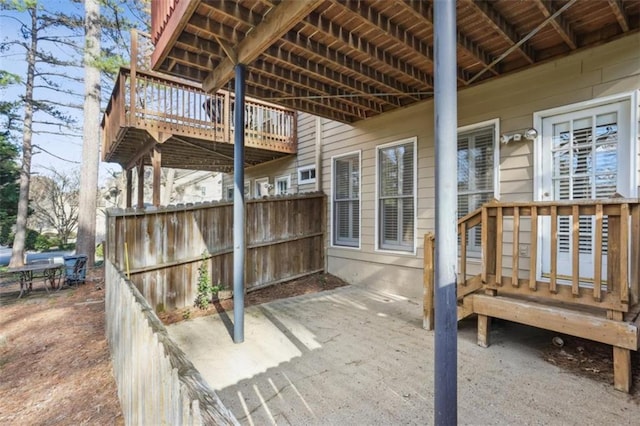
168, 285, 638, 425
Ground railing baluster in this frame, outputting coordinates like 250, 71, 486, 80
572, 205, 580, 296
550, 205, 558, 293
512, 206, 519, 287
459, 221, 467, 286
529, 206, 538, 291
631, 204, 640, 305
620, 203, 629, 303
496, 206, 503, 286
594, 204, 603, 301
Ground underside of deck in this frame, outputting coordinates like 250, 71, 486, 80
105, 127, 293, 173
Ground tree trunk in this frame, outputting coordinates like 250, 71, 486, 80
76, 0, 101, 268
9, 8, 38, 268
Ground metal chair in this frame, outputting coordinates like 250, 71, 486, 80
63, 255, 88, 287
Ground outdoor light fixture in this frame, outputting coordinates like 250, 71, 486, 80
523, 127, 538, 140
500, 127, 539, 144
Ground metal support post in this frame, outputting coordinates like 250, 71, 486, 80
233, 64, 246, 344
434, 0, 458, 424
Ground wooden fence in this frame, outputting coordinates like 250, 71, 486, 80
105, 261, 238, 425
105, 193, 326, 312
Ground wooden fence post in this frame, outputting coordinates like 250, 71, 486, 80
423, 233, 435, 330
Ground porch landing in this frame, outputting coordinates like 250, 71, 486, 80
168, 286, 636, 425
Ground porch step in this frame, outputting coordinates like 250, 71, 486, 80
467, 294, 639, 350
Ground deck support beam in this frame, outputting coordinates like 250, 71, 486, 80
613, 346, 631, 392
136, 161, 144, 209
125, 169, 132, 208
233, 64, 246, 344
152, 146, 162, 207
433, 1, 458, 424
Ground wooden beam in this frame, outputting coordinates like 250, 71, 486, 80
245, 84, 356, 124
251, 59, 387, 113
262, 48, 398, 108
203, 0, 324, 93
186, 13, 244, 46
532, 0, 577, 50
151, 0, 200, 70
613, 346, 631, 392
151, 146, 162, 207
136, 161, 144, 209
175, 32, 225, 58
246, 70, 370, 119
302, 12, 434, 91
466, 0, 535, 64
167, 47, 219, 72
401, 0, 497, 79
199, 0, 262, 28
125, 137, 157, 170
477, 315, 491, 348
278, 32, 421, 103
125, 169, 132, 208
607, 0, 630, 32
423, 233, 435, 330
470, 294, 638, 350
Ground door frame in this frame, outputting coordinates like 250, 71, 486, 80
532, 91, 639, 282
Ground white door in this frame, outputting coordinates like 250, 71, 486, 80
538, 99, 631, 283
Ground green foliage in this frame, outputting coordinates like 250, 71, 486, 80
95, 242, 104, 259
34, 234, 52, 251
23, 229, 38, 250
194, 252, 220, 310
0, 135, 19, 245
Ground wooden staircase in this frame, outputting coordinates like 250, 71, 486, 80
424, 199, 640, 392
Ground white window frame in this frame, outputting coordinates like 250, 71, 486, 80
254, 177, 270, 198
226, 180, 251, 199
298, 165, 316, 185
275, 175, 291, 195
375, 137, 418, 254
533, 91, 639, 201
331, 150, 361, 249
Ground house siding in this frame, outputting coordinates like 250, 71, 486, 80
227, 34, 640, 299
222, 112, 319, 196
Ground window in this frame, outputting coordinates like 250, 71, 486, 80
225, 181, 250, 199
275, 175, 290, 195
254, 177, 269, 198
377, 138, 416, 252
458, 123, 498, 253
333, 152, 360, 247
298, 165, 316, 185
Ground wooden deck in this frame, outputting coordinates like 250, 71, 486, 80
101, 32, 297, 173
424, 199, 640, 392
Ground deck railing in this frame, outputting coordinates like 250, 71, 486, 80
101, 30, 297, 162
101, 67, 297, 160
424, 199, 640, 328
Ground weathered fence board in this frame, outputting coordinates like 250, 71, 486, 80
106, 193, 326, 312
105, 261, 238, 425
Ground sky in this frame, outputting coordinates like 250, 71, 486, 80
0, 1, 144, 185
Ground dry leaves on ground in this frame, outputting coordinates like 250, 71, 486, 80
0, 272, 123, 426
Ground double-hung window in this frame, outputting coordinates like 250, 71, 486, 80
333, 152, 360, 247
377, 138, 416, 252
458, 124, 498, 253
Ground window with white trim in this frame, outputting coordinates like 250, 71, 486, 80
377, 139, 415, 252
333, 152, 360, 247
275, 175, 290, 195
226, 182, 250, 199
298, 165, 316, 185
458, 124, 497, 253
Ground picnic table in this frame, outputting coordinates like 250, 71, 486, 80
7, 262, 64, 298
